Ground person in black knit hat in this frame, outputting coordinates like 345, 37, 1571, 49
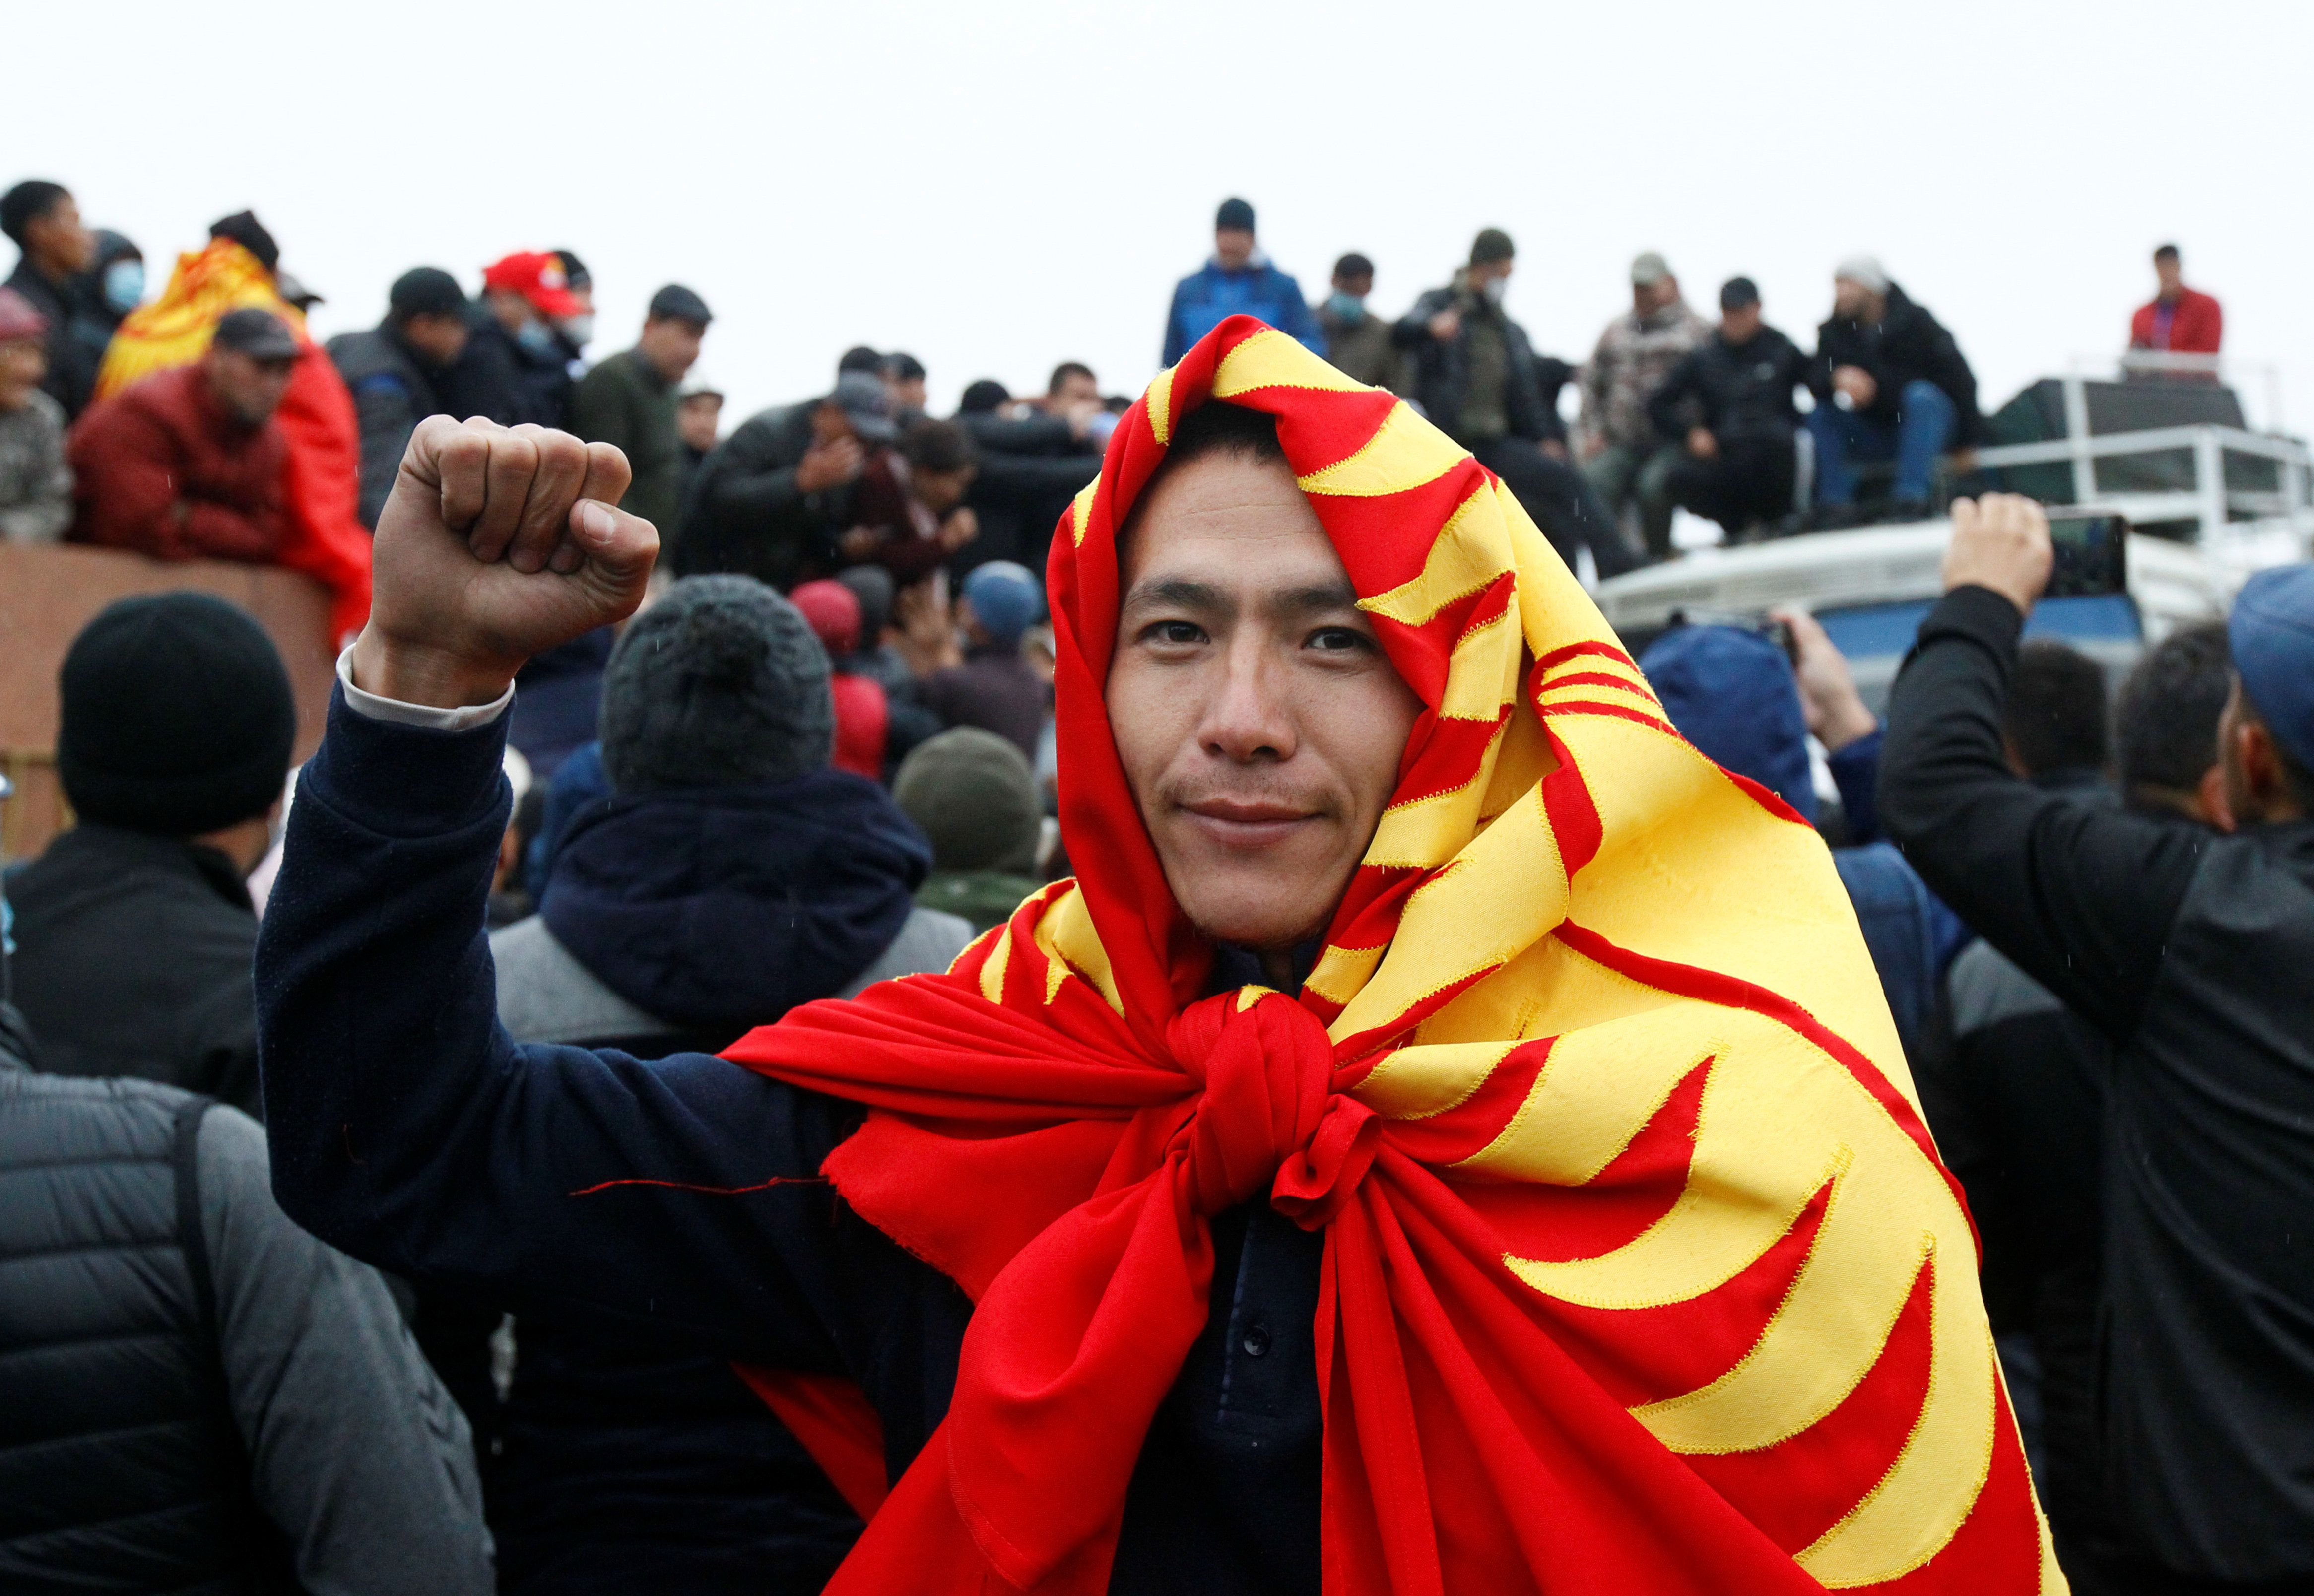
5, 591, 296, 1114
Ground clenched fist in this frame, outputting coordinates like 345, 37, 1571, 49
351, 417, 659, 709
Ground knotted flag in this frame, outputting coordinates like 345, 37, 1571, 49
727, 315, 2058, 1595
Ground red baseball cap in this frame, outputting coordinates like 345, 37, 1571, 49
481, 250, 583, 319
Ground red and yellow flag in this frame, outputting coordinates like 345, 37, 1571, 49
728, 316, 2057, 1595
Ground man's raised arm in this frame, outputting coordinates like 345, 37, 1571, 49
1878, 494, 2208, 1040
257, 419, 853, 1366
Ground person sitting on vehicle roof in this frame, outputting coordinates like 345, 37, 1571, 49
1804, 256, 1981, 528
1647, 277, 1808, 543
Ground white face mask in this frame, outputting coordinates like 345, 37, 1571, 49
1481, 275, 1508, 306
557, 313, 595, 348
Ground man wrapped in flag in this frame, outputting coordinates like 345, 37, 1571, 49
258, 316, 2059, 1594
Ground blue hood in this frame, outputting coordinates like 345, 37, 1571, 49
1640, 625, 1816, 822
539, 769, 932, 1032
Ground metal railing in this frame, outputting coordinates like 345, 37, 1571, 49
1974, 370, 2312, 542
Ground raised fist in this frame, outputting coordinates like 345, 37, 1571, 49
352, 417, 658, 709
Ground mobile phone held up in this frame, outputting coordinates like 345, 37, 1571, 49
2043, 511, 2130, 599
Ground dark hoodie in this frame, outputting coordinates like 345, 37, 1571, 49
487, 769, 936, 1596
537, 771, 929, 1039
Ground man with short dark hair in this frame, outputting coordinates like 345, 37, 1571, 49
1, 178, 100, 417
1883, 501, 2314, 1590
2115, 621, 2233, 821
1160, 197, 1322, 365
677, 365, 900, 587
1312, 252, 1400, 391
1396, 229, 1633, 575
2000, 639, 2109, 780
2130, 244, 2222, 362
1647, 277, 1807, 540
573, 283, 711, 534
68, 307, 298, 561
882, 351, 928, 414
255, 322, 2048, 1592
1046, 361, 1099, 413
1805, 257, 1980, 525
1579, 251, 1711, 559
328, 266, 472, 528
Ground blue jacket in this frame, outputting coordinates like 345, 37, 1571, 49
1162, 260, 1324, 366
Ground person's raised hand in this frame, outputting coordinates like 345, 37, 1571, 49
1427, 308, 1461, 343
1687, 425, 1718, 460
1942, 493, 2052, 616
796, 435, 866, 495
1770, 606, 1878, 752
353, 417, 656, 710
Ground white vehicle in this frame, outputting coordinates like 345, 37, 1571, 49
1594, 367, 2312, 713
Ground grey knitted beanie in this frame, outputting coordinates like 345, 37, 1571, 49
599, 576, 834, 795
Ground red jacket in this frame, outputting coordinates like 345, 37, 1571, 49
2131, 287, 2223, 355
68, 363, 288, 562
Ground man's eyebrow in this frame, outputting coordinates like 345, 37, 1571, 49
1120, 577, 1230, 614
1263, 580, 1362, 619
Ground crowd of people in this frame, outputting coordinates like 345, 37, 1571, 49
0, 169, 2305, 1596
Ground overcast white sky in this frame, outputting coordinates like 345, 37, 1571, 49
11, 0, 2310, 432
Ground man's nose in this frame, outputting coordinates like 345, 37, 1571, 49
1198, 634, 1297, 764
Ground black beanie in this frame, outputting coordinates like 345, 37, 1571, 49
58, 593, 296, 837
599, 576, 834, 795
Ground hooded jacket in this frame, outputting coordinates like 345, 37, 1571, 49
1161, 260, 1322, 366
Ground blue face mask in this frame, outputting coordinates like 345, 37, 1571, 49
102, 259, 145, 315
515, 319, 560, 358
1324, 291, 1366, 324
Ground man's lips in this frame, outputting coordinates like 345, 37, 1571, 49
1179, 798, 1321, 847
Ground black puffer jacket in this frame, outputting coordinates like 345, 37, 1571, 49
0, 1029, 285, 1593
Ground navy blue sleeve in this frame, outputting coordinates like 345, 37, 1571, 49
1827, 727, 1885, 843
255, 691, 855, 1368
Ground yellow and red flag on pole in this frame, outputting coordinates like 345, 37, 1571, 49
95, 237, 371, 637
728, 316, 2058, 1595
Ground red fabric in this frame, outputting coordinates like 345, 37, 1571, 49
269, 349, 375, 641
828, 673, 890, 780
732, 1366, 891, 1520
68, 365, 288, 562
2130, 287, 2223, 354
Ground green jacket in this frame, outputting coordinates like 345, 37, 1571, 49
572, 349, 684, 534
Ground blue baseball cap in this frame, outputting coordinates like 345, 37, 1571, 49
2228, 563, 2314, 773
1640, 624, 1815, 823
962, 561, 1043, 650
